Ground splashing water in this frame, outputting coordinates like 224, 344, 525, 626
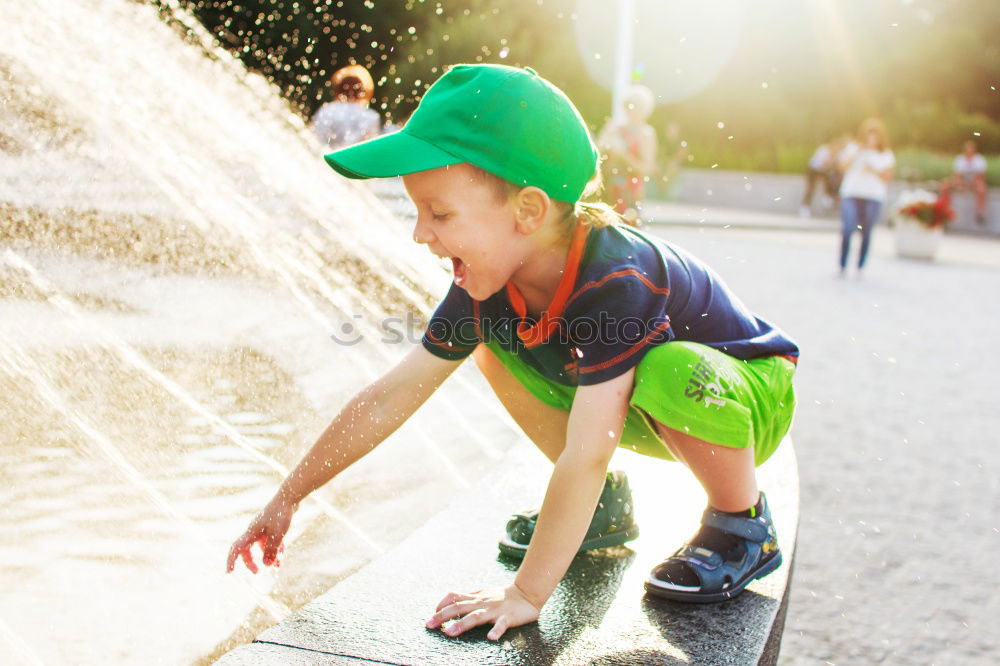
0, 1, 522, 663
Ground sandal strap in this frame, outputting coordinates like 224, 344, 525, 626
701, 508, 769, 543
668, 545, 731, 594
673, 544, 724, 570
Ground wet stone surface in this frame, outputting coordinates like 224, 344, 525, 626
217, 442, 798, 665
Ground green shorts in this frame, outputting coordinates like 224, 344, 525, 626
484, 340, 796, 467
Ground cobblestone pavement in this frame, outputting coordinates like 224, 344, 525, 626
646, 225, 1000, 665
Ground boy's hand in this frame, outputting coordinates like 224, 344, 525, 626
226, 497, 296, 573
426, 584, 541, 641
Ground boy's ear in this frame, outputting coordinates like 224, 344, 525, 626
513, 187, 550, 234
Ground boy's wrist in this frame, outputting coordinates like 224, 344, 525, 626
271, 487, 302, 512
511, 580, 548, 612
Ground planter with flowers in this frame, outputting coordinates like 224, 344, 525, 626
890, 189, 954, 260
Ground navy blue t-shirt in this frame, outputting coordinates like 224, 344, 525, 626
421, 221, 798, 386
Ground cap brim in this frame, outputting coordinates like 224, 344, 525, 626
323, 130, 463, 180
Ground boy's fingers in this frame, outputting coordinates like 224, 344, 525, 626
262, 533, 282, 565
227, 533, 254, 572
428, 599, 485, 629
434, 592, 458, 612
240, 549, 259, 574
444, 609, 491, 637
487, 616, 509, 641
434, 592, 472, 613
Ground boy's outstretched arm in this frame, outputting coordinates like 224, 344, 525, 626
226, 344, 463, 574
427, 368, 635, 640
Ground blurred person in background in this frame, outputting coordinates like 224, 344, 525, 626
310, 64, 381, 150
940, 140, 988, 225
800, 135, 847, 217
598, 84, 657, 226
837, 118, 895, 276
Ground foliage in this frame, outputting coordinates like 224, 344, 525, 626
157, 0, 999, 181
156, 0, 434, 116
893, 147, 956, 184
889, 98, 1000, 155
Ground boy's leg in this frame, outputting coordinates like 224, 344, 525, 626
471, 344, 567, 463
646, 420, 765, 592
652, 423, 758, 513
631, 342, 795, 601
472, 343, 640, 557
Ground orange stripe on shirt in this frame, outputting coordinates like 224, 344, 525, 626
568, 269, 670, 305
578, 321, 672, 375
508, 219, 590, 349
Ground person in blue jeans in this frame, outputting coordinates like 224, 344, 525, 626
837, 118, 895, 275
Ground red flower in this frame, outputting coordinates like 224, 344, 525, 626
899, 195, 953, 229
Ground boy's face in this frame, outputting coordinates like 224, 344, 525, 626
403, 164, 525, 301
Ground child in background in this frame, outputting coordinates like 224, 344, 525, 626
310, 64, 381, 149
597, 84, 658, 225
228, 64, 798, 641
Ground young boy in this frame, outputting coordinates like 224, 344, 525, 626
226, 64, 798, 642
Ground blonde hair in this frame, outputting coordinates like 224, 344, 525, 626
471, 167, 619, 237
857, 117, 890, 151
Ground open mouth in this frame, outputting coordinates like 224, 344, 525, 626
451, 256, 467, 287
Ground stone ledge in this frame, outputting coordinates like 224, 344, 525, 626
217, 440, 799, 665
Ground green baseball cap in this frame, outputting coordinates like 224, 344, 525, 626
323, 64, 598, 203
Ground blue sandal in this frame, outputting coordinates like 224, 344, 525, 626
644, 493, 781, 603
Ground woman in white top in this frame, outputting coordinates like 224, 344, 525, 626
310, 65, 382, 150
837, 118, 895, 274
